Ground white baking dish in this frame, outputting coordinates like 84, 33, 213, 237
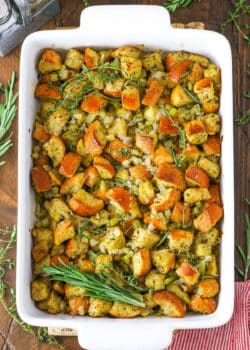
17, 5, 234, 350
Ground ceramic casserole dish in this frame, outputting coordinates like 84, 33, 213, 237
17, 5, 234, 350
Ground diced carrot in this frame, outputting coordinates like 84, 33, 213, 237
80, 94, 108, 114
31, 166, 52, 192
185, 165, 210, 188
156, 163, 186, 192
142, 79, 164, 106
33, 124, 50, 142
168, 59, 192, 84
121, 86, 140, 111
202, 136, 221, 155
35, 84, 62, 100
51, 255, 69, 266
59, 152, 82, 178
159, 116, 179, 136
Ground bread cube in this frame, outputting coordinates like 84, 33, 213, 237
144, 212, 167, 231
108, 118, 128, 138
166, 284, 190, 305
152, 145, 173, 165
197, 278, 219, 297
168, 59, 192, 84
132, 248, 152, 277
131, 228, 160, 249
81, 94, 108, 114
106, 187, 135, 212
59, 152, 82, 178
121, 86, 140, 111
158, 116, 179, 136
153, 291, 186, 317
32, 228, 53, 246
176, 262, 200, 285
33, 255, 51, 276
202, 136, 221, 156
32, 240, 49, 262
155, 164, 186, 192
84, 47, 99, 68
95, 254, 113, 274
33, 124, 50, 143
184, 143, 200, 162
145, 271, 165, 291
188, 295, 216, 314
205, 184, 221, 207
184, 188, 211, 203
142, 52, 164, 71
93, 156, 115, 179
187, 62, 204, 83
69, 296, 90, 316
46, 198, 71, 222
65, 238, 89, 259
193, 77, 214, 104
184, 120, 207, 144
31, 279, 51, 301
40, 291, 66, 314
43, 135, 66, 167
35, 84, 62, 101
109, 301, 142, 318
88, 298, 112, 317
170, 85, 192, 107
142, 79, 164, 106
106, 139, 131, 163
32, 166, 52, 193
185, 165, 210, 188
151, 188, 181, 212
198, 157, 220, 179
50, 255, 69, 266
193, 203, 223, 232
194, 243, 212, 257
111, 45, 141, 59
54, 219, 75, 245
104, 78, 124, 98
65, 48, 84, 71
60, 172, 86, 195
171, 202, 191, 224
84, 121, 107, 156
199, 113, 221, 135
102, 227, 126, 253
151, 249, 175, 274
129, 165, 152, 180
69, 189, 104, 216
136, 134, 155, 154
120, 55, 142, 78
138, 181, 155, 205
168, 229, 194, 252
38, 49, 62, 74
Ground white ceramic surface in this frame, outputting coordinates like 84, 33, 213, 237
17, 5, 234, 350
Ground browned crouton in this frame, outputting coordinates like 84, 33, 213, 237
143, 213, 167, 231
69, 296, 90, 316
136, 134, 155, 154
65, 238, 88, 259
171, 202, 191, 224
185, 165, 210, 188
205, 184, 221, 207
152, 145, 173, 165
106, 187, 132, 212
155, 164, 186, 192
151, 188, 181, 212
38, 49, 62, 74
35, 84, 62, 100
189, 295, 216, 314
151, 249, 175, 274
187, 63, 204, 83
202, 136, 221, 156
84, 47, 99, 68
170, 85, 192, 107
129, 165, 152, 180
33, 124, 50, 142
84, 166, 100, 187
93, 156, 115, 179
31, 279, 51, 301
88, 298, 112, 317
184, 143, 200, 161
54, 220, 75, 245
109, 302, 142, 318
193, 203, 223, 232
197, 278, 219, 297
138, 181, 155, 205
132, 248, 152, 277
32, 240, 49, 262
84, 121, 106, 156
32, 166, 52, 192
43, 135, 66, 167
65, 48, 84, 71
168, 229, 194, 252
158, 116, 179, 136
69, 189, 104, 217
77, 258, 95, 273
60, 172, 86, 195
106, 139, 131, 163
121, 86, 140, 111
168, 59, 192, 84
184, 120, 207, 144
131, 228, 160, 249
176, 262, 200, 285
142, 79, 164, 106
50, 255, 69, 266
80, 94, 108, 114
153, 291, 186, 317
59, 152, 82, 178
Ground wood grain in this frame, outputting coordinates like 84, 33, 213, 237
0, 0, 249, 349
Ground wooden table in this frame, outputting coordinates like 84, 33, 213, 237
0, 0, 249, 349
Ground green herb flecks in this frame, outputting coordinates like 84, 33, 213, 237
0, 72, 18, 166
184, 88, 202, 105
43, 261, 145, 307
164, 0, 203, 13
77, 220, 103, 240
118, 148, 131, 157
155, 231, 170, 249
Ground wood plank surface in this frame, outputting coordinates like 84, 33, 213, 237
0, 0, 249, 349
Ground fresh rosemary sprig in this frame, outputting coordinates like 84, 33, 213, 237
235, 109, 250, 125
184, 88, 201, 105
43, 261, 145, 307
164, 0, 203, 13
235, 210, 250, 281
0, 72, 18, 166
0, 226, 64, 349
155, 231, 170, 249
221, 0, 250, 44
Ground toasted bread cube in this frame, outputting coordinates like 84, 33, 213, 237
151, 188, 181, 212
102, 227, 126, 253
95, 254, 112, 274
205, 184, 221, 207
69, 189, 104, 216
84, 121, 107, 156
52, 281, 65, 295
189, 295, 216, 314
38, 291, 66, 314
93, 156, 115, 179
185, 165, 210, 188
197, 279, 219, 298
144, 212, 167, 231
69, 296, 90, 316
132, 248, 152, 277
63, 79, 86, 101
46, 198, 71, 222
151, 249, 175, 274
153, 291, 186, 317
121, 86, 140, 111
46, 106, 70, 136
77, 258, 95, 273
33, 255, 51, 276
142, 79, 164, 106
32, 166, 52, 192
109, 301, 142, 318
152, 145, 173, 165
145, 271, 165, 291
184, 188, 211, 203
35, 84, 62, 100
170, 85, 192, 107
108, 118, 128, 138
194, 243, 212, 257
54, 219, 75, 245
136, 134, 155, 154
193, 203, 223, 232
176, 262, 200, 285
202, 101, 219, 113
184, 143, 200, 162
199, 113, 221, 135
168, 229, 194, 252
65, 48, 84, 71
198, 157, 220, 179
59, 152, 82, 178
106, 139, 131, 163
168, 59, 192, 84
31, 279, 51, 301
43, 135, 66, 167
194, 78, 214, 104
84, 47, 99, 68
120, 55, 142, 78
195, 228, 220, 247
155, 164, 186, 192
60, 172, 86, 195
32, 240, 49, 262
106, 187, 137, 214
34, 151, 49, 167
158, 116, 179, 136
50, 255, 69, 266
202, 136, 221, 156
111, 45, 141, 58
64, 284, 86, 299
165, 52, 179, 71
171, 202, 191, 224
33, 124, 50, 142
142, 52, 164, 71
81, 93, 108, 114
38, 49, 62, 74
131, 228, 160, 249
32, 228, 53, 246
82, 166, 98, 188
88, 297, 112, 317
48, 169, 62, 186
184, 120, 207, 144
206, 255, 218, 276
129, 165, 152, 180
104, 78, 124, 98
138, 181, 155, 205
187, 63, 204, 83
65, 238, 88, 259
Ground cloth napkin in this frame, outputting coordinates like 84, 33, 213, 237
167, 281, 250, 350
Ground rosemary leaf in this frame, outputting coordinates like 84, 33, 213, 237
155, 231, 170, 249
164, 0, 202, 13
235, 208, 250, 281
235, 109, 250, 126
183, 88, 201, 105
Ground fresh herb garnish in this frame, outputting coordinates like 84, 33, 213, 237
184, 88, 202, 105
155, 231, 170, 249
118, 148, 131, 156
0, 72, 18, 166
235, 109, 250, 126
164, 0, 203, 13
77, 221, 103, 239
43, 261, 145, 307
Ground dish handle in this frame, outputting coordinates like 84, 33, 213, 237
77, 323, 174, 350
79, 5, 172, 39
